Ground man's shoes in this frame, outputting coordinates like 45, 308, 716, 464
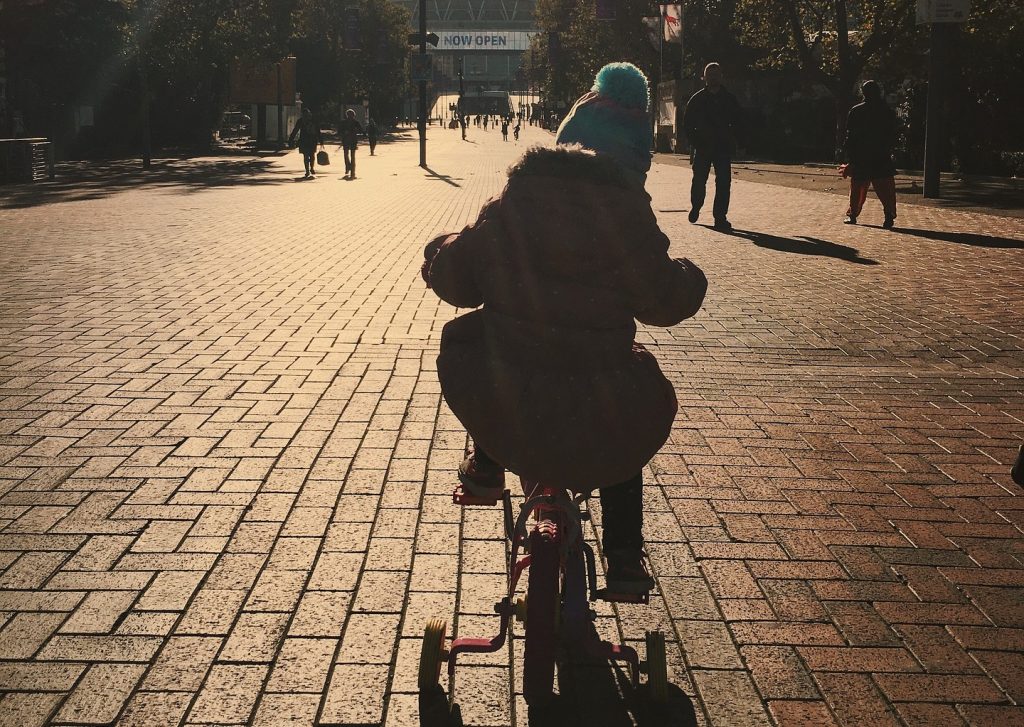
687, 209, 699, 224
458, 452, 505, 499
604, 549, 655, 595
712, 218, 733, 232
883, 217, 895, 230
843, 215, 857, 225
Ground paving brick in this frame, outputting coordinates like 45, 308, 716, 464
186, 664, 268, 723
144, 635, 222, 691
0, 692, 64, 727
873, 673, 1007, 703
251, 692, 322, 726
767, 700, 840, 726
265, 637, 337, 693
741, 645, 819, 699
814, 672, 903, 726
51, 662, 145, 723
691, 670, 773, 727
321, 663, 389, 725
219, 611, 289, 662
0, 611, 66, 658
116, 691, 193, 727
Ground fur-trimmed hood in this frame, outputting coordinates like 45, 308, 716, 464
507, 144, 649, 192
507, 144, 632, 187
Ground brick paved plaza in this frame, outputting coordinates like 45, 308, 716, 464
1, 124, 1023, 727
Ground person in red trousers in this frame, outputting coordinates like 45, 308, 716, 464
842, 80, 898, 229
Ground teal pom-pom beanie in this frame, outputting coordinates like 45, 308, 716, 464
555, 62, 652, 186
592, 62, 650, 110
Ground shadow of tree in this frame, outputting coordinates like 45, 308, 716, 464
727, 228, 880, 265
892, 227, 1024, 249
0, 157, 294, 209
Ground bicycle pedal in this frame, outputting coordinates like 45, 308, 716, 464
452, 485, 501, 507
594, 588, 650, 605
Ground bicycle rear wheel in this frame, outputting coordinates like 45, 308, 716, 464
523, 520, 560, 704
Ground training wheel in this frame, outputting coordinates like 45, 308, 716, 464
645, 630, 668, 702
419, 618, 448, 691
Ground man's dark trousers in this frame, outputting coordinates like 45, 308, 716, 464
690, 147, 731, 222
344, 146, 356, 175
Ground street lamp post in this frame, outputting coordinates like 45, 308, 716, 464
417, 0, 427, 167
458, 56, 466, 140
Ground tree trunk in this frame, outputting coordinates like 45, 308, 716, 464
834, 80, 855, 160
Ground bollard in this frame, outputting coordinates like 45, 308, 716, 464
1012, 445, 1024, 487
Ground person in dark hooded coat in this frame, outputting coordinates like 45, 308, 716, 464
843, 80, 899, 228
422, 63, 707, 594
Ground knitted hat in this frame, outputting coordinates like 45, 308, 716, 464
555, 62, 653, 185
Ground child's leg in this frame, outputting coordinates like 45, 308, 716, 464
599, 472, 653, 593
599, 472, 644, 552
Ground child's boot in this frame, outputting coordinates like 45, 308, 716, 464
458, 451, 505, 500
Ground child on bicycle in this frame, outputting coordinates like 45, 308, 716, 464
422, 63, 707, 594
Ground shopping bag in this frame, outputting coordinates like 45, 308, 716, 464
316, 149, 330, 166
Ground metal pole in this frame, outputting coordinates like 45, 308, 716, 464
923, 22, 947, 198
276, 61, 284, 149
418, 0, 427, 167
140, 51, 151, 169
458, 57, 466, 140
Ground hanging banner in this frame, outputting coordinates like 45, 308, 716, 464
663, 4, 682, 43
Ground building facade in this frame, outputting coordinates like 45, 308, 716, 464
391, 1, 538, 92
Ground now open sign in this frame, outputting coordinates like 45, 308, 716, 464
437, 30, 534, 51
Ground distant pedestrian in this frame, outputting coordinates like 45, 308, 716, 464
842, 80, 898, 229
501, 119, 509, 141
340, 109, 364, 179
683, 62, 743, 232
288, 108, 323, 179
366, 117, 379, 156
513, 122, 520, 141
483, 116, 489, 131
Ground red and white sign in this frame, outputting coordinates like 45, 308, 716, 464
663, 4, 682, 43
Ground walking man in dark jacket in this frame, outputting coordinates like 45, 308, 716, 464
842, 80, 898, 228
339, 109, 364, 179
683, 62, 743, 231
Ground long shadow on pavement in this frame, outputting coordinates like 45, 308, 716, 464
725, 228, 880, 265
0, 157, 293, 209
892, 226, 1024, 249
424, 167, 463, 187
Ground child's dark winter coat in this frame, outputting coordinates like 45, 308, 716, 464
423, 145, 707, 490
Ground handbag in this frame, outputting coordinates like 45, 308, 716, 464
316, 148, 330, 166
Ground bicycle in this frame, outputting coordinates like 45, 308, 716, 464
418, 477, 669, 718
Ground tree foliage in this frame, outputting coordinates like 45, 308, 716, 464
530, 0, 657, 110
1, 0, 409, 150
734, 0, 920, 142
